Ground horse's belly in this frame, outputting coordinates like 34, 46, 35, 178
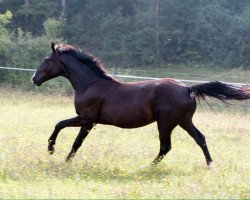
98, 107, 155, 128
98, 117, 155, 129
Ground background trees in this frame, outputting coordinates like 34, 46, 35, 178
0, 0, 250, 69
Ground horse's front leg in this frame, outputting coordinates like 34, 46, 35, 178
48, 115, 86, 154
66, 123, 95, 162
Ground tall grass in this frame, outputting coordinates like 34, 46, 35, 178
0, 88, 249, 198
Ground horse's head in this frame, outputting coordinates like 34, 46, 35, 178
32, 43, 65, 86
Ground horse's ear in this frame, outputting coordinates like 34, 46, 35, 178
51, 42, 57, 53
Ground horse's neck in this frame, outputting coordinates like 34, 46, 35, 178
64, 58, 102, 92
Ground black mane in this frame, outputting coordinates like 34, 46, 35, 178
55, 44, 114, 80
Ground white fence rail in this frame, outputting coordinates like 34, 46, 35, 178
0, 66, 249, 85
0, 66, 249, 112
0, 66, 35, 72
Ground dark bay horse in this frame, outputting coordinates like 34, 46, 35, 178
32, 43, 250, 166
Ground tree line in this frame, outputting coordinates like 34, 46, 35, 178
0, 0, 250, 70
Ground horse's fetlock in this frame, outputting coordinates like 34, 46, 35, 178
161, 145, 171, 153
48, 139, 55, 145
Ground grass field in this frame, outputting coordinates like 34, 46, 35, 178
0, 88, 249, 199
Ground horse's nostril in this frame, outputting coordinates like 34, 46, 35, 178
31, 76, 42, 86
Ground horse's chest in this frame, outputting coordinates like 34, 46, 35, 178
74, 97, 102, 118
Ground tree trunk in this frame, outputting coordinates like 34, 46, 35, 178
154, 0, 161, 65
61, 0, 66, 19
24, 0, 29, 32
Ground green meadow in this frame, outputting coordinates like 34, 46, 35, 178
0, 88, 249, 199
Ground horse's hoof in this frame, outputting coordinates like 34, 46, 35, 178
65, 150, 75, 162
48, 146, 55, 155
65, 155, 72, 162
140, 163, 154, 170
207, 161, 214, 169
150, 160, 160, 166
48, 150, 54, 155
65, 157, 70, 162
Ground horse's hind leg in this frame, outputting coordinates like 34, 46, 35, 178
66, 123, 95, 162
152, 120, 177, 165
180, 120, 212, 166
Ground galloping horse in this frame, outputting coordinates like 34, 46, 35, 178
32, 43, 250, 166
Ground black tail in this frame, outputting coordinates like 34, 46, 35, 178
189, 81, 250, 102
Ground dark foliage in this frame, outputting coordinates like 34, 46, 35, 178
1, 0, 250, 68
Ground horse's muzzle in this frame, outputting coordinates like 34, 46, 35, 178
31, 75, 42, 86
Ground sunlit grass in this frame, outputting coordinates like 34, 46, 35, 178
0, 88, 249, 199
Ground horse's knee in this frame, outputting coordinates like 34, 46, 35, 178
55, 122, 64, 130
